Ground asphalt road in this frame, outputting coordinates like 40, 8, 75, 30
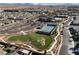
59, 16, 73, 55
59, 27, 70, 55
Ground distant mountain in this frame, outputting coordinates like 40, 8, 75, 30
0, 3, 79, 8
0, 3, 34, 6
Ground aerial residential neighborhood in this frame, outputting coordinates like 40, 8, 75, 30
0, 3, 79, 55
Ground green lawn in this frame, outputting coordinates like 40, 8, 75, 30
8, 33, 53, 50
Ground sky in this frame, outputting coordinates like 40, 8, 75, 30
0, 0, 79, 3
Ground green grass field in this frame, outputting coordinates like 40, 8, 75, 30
8, 33, 53, 50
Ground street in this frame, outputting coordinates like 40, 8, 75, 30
59, 16, 74, 55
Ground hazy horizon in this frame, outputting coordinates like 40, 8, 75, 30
0, 3, 79, 5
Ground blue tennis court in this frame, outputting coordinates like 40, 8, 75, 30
40, 24, 55, 34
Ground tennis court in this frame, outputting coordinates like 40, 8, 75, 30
40, 24, 56, 34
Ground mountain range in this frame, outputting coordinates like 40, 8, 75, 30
0, 3, 79, 7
